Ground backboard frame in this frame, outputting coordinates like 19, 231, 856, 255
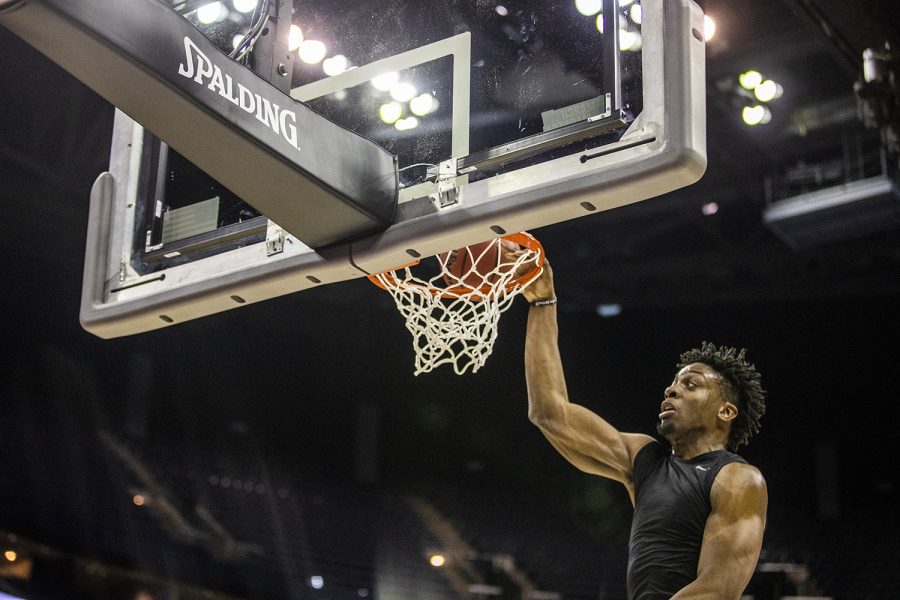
78, 0, 707, 338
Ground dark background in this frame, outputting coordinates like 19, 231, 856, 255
2, 0, 900, 599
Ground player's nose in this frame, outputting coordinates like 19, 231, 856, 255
664, 385, 677, 398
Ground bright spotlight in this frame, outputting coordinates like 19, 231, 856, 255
702, 202, 719, 216
4, 550, 17, 562
619, 30, 641, 51
754, 79, 783, 102
738, 70, 763, 90
395, 116, 419, 131
619, 0, 634, 6
232, 0, 257, 13
630, 4, 642, 24
371, 71, 399, 91
323, 54, 348, 76
595, 12, 604, 33
379, 102, 403, 124
310, 576, 324, 589
288, 25, 303, 52
132, 494, 145, 506
298, 40, 326, 64
197, 1, 225, 24
742, 105, 772, 126
495, 5, 508, 16
429, 554, 446, 567
575, 0, 602, 16
703, 15, 717, 41
390, 82, 417, 103
410, 93, 436, 116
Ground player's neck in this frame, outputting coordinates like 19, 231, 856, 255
669, 432, 726, 460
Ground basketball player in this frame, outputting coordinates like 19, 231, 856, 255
517, 257, 768, 600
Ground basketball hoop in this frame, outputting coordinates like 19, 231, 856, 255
368, 232, 545, 375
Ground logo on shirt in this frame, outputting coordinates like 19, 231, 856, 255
695, 465, 710, 472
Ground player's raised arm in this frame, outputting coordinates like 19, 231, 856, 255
518, 256, 654, 497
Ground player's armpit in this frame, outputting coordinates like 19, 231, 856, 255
670, 462, 768, 600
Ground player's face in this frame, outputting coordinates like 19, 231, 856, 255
657, 363, 728, 442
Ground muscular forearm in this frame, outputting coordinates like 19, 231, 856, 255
525, 302, 569, 425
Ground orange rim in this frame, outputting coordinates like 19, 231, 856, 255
367, 232, 545, 299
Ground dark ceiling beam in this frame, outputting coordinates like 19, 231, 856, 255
786, 0, 863, 78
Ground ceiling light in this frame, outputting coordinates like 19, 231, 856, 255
702, 202, 719, 216
379, 102, 403, 124
395, 116, 419, 131
390, 82, 417, 103
298, 40, 326, 64
619, 30, 641, 51
133, 494, 145, 506
754, 79, 783, 102
410, 93, 436, 116
742, 105, 772, 126
232, 0, 257, 13
595, 13, 626, 34
739, 70, 763, 90
4, 550, 17, 562
596, 303, 622, 318
495, 5, 508, 16
575, 0, 602, 17
704, 15, 717, 41
310, 576, 324, 589
371, 71, 399, 91
429, 553, 446, 567
619, 0, 634, 6
323, 54, 348, 76
629, 4, 642, 24
288, 25, 303, 52
197, 2, 225, 24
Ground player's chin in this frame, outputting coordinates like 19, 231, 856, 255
656, 419, 674, 439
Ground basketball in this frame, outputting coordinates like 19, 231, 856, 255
439, 238, 522, 290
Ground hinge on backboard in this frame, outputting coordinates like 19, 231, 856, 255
266, 228, 285, 256
433, 158, 460, 208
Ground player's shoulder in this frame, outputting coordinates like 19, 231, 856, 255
713, 461, 767, 501
625, 432, 658, 454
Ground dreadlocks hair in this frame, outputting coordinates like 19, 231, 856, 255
677, 341, 766, 451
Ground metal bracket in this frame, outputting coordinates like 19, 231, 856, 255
433, 158, 460, 208
251, 0, 295, 95
266, 228, 285, 256
588, 93, 614, 122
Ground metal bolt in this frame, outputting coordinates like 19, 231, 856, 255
277, 63, 289, 77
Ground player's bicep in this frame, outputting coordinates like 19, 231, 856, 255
533, 402, 654, 483
694, 464, 768, 598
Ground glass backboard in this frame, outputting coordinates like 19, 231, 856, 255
2, 0, 707, 337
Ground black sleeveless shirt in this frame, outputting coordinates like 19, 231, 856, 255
626, 441, 748, 600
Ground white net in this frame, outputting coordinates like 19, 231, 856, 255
371, 235, 543, 375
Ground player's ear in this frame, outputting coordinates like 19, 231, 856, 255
718, 401, 738, 423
